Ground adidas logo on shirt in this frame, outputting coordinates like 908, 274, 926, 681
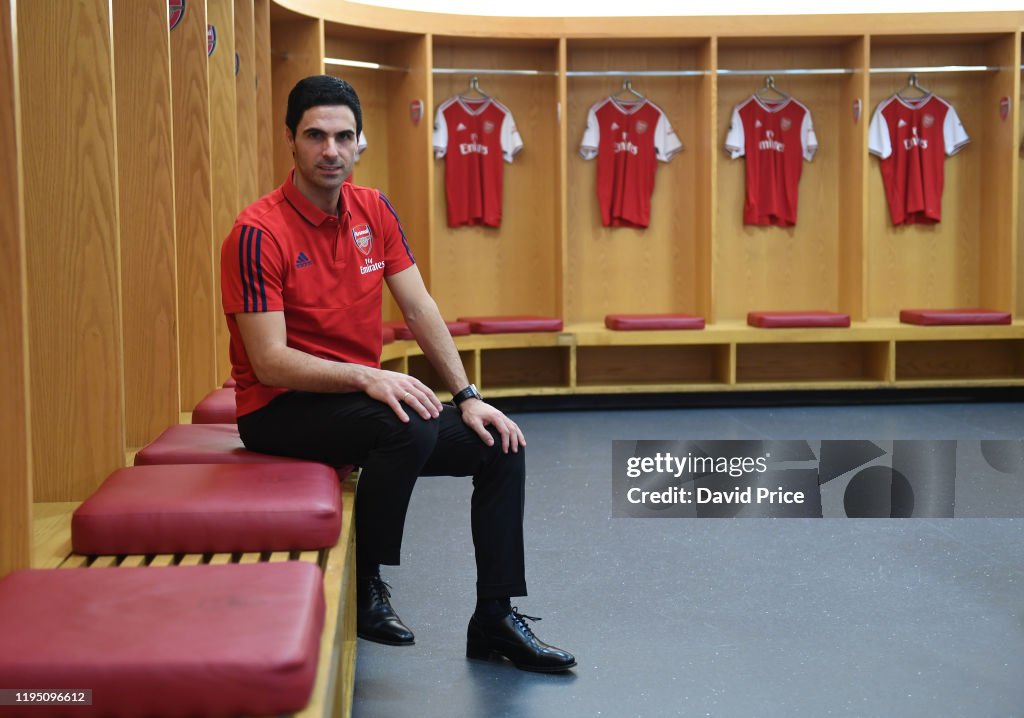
295, 251, 313, 269
897, 119, 908, 128
456, 122, 467, 131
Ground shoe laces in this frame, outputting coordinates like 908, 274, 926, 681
510, 606, 542, 639
363, 575, 392, 602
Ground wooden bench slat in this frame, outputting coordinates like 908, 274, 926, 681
59, 554, 90, 569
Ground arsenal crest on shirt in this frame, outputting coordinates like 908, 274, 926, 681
207, 24, 217, 57
352, 224, 373, 255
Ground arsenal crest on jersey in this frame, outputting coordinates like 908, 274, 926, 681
168, 0, 185, 31
207, 24, 217, 57
410, 100, 424, 126
352, 224, 373, 256
1000, 97, 1010, 121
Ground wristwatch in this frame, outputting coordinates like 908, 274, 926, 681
452, 383, 482, 407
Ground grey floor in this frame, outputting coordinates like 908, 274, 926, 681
351, 402, 1024, 718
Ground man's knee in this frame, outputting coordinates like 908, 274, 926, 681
380, 410, 440, 462
482, 427, 526, 469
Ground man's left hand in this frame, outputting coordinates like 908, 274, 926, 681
458, 399, 525, 454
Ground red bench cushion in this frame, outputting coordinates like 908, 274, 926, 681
457, 315, 564, 334
382, 325, 396, 344
135, 424, 312, 466
192, 387, 237, 424
72, 463, 342, 555
384, 320, 472, 340
605, 313, 705, 330
747, 311, 851, 328
0, 562, 324, 717
899, 308, 1012, 325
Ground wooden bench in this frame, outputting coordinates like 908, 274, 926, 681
32, 473, 358, 718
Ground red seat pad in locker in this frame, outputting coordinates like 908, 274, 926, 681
457, 315, 564, 334
899, 308, 1012, 325
133, 424, 305, 466
0, 562, 325, 718
605, 313, 706, 330
747, 311, 851, 328
191, 387, 237, 424
72, 463, 342, 555
382, 325, 396, 344
384, 320, 472, 340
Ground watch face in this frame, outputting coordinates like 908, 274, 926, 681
456, 384, 481, 404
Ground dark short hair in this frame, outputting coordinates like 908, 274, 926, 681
285, 75, 362, 137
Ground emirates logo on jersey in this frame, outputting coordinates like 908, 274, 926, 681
780, 117, 792, 132
459, 133, 488, 155
635, 120, 649, 135
903, 126, 929, 151
613, 132, 639, 155
758, 129, 785, 153
352, 224, 373, 255
483, 120, 496, 134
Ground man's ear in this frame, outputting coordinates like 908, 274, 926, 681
284, 127, 296, 155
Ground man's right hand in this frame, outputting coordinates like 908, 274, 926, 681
361, 367, 443, 423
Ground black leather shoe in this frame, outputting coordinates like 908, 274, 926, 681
466, 607, 576, 672
357, 576, 414, 646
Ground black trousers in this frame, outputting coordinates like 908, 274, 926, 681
237, 391, 527, 599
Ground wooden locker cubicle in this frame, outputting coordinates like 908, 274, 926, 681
172, 0, 217, 411
113, 0, 180, 449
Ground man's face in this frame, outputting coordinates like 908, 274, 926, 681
286, 104, 357, 194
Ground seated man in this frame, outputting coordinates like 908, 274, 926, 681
220, 75, 574, 673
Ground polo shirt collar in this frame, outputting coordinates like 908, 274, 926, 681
283, 170, 351, 226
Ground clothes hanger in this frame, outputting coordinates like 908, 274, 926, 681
460, 75, 491, 101
897, 73, 930, 100
612, 78, 645, 101
755, 75, 790, 102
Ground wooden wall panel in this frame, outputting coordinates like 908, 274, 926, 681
0, 0, 32, 575
255, 0, 276, 193
1019, 37, 1024, 319
112, 0, 179, 448
271, 15, 324, 184
695, 38, 716, 321
172, 0, 216, 408
385, 36, 431, 299
236, 0, 260, 208
20, 0, 125, 500
565, 41, 705, 323
431, 39, 560, 320
838, 37, 869, 321
209, 0, 240, 383
978, 34, 1018, 311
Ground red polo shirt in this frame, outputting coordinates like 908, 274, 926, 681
221, 172, 415, 417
